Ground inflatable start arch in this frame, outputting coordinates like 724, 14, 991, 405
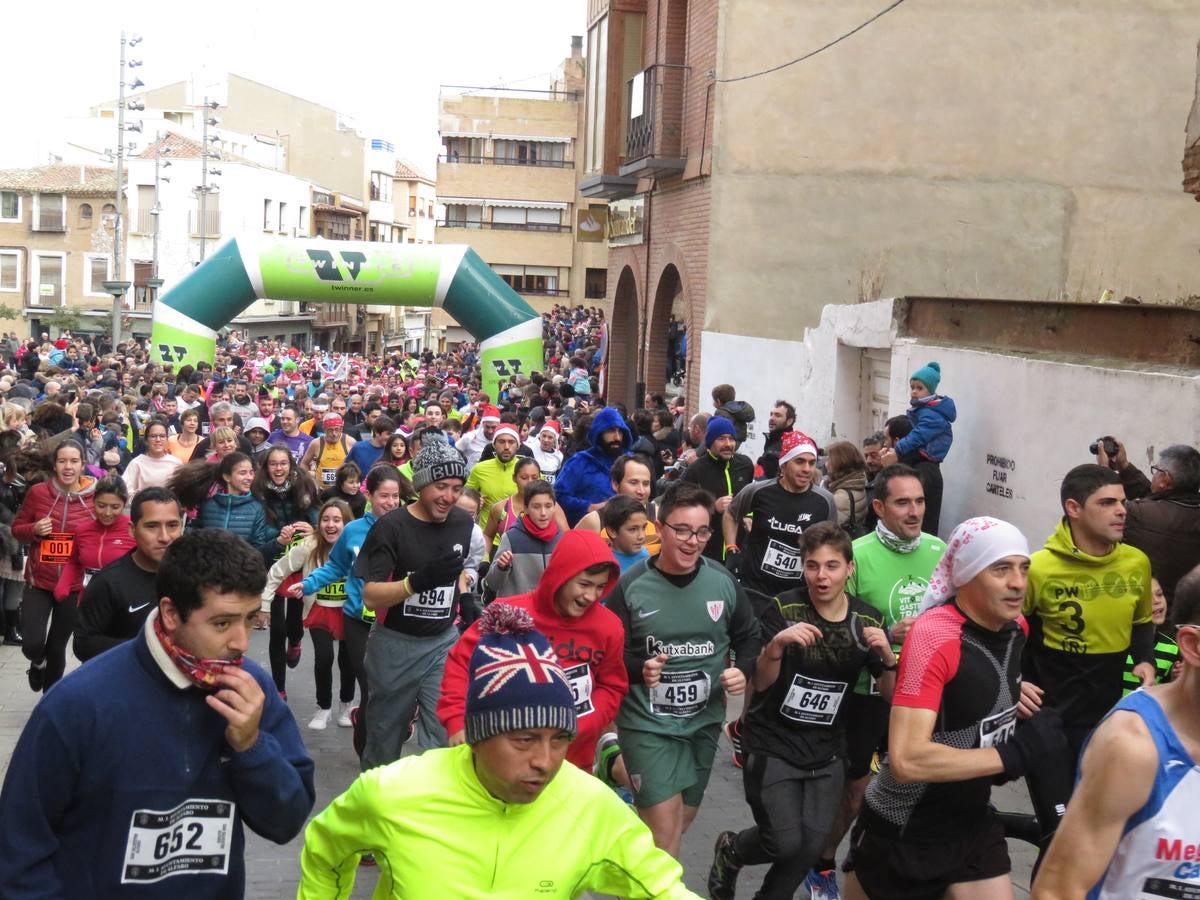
148, 238, 543, 399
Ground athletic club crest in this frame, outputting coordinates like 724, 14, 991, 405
707, 601, 724, 622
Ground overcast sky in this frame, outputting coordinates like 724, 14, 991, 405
0, 0, 588, 172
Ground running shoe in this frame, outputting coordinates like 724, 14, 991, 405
278, 689, 287, 702
804, 867, 841, 900
337, 701, 354, 728
707, 831, 742, 900
26, 661, 44, 693
723, 718, 745, 769
351, 707, 365, 757
286, 640, 303, 668
308, 707, 332, 730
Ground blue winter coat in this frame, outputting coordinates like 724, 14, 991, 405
896, 394, 957, 463
554, 406, 632, 526
195, 491, 275, 558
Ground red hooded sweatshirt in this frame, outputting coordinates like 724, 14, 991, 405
437, 529, 628, 769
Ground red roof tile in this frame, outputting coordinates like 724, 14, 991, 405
0, 165, 117, 196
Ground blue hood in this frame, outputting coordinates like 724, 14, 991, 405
587, 406, 632, 452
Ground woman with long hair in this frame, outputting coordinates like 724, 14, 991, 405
121, 417, 182, 493
11, 440, 97, 692
382, 433, 409, 468
263, 498, 354, 728
823, 440, 869, 536
166, 408, 202, 464
169, 452, 273, 554
53, 476, 134, 603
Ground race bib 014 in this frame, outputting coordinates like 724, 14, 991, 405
780, 674, 847, 726
122, 798, 235, 884
649, 670, 711, 718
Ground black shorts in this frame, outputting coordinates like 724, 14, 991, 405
844, 813, 1010, 900
844, 692, 889, 779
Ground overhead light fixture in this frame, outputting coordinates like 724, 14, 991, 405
127, 100, 144, 111
129, 35, 143, 46
162, 160, 172, 168
207, 99, 219, 110
128, 58, 143, 68
126, 121, 143, 133
130, 77, 144, 90
208, 168, 222, 176
206, 117, 219, 126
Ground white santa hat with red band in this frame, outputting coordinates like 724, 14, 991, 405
480, 405, 501, 424
778, 430, 819, 465
539, 420, 561, 436
493, 424, 520, 444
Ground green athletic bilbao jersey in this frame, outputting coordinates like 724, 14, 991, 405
607, 557, 762, 736
847, 532, 945, 695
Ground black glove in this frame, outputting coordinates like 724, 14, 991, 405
996, 707, 1064, 781
724, 548, 744, 577
409, 550, 465, 594
457, 592, 481, 630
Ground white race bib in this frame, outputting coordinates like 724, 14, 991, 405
121, 798, 235, 884
321, 468, 337, 485
649, 670, 710, 718
979, 704, 1018, 748
780, 674, 847, 726
563, 662, 594, 716
760, 538, 803, 579
402, 585, 455, 619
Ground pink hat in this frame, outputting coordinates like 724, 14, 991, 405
779, 430, 818, 466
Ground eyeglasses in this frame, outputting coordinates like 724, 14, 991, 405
1151, 464, 1167, 478
660, 522, 714, 543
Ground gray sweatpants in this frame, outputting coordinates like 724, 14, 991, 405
361, 624, 457, 771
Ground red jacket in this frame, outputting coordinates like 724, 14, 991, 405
437, 529, 628, 769
11, 478, 98, 592
54, 515, 136, 600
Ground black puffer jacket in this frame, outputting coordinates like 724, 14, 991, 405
1121, 465, 1200, 603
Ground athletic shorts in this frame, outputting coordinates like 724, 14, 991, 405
619, 723, 721, 809
844, 692, 890, 779
844, 812, 1010, 900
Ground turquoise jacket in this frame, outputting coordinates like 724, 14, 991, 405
195, 491, 274, 559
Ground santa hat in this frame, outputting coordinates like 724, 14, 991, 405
480, 405, 501, 424
539, 420, 561, 437
493, 424, 520, 445
779, 430, 819, 465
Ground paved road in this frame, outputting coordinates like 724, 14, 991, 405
0, 633, 1039, 898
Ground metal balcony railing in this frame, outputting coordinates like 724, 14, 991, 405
438, 154, 572, 168
624, 64, 688, 174
189, 209, 221, 238
436, 220, 570, 233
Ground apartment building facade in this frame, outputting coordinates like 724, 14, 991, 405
434, 39, 609, 351
0, 165, 123, 338
585, 0, 1200, 418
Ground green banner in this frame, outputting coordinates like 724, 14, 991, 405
258, 243, 443, 305
149, 319, 216, 372
480, 336, 543, 399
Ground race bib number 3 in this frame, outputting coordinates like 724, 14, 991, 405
649, 670, 711, 718
122, 798, 235, 884
402, 585, 455, 619
781, 674, 847, 726
979, 705, 1018, 749
760, 538, 803, 579
563, 662, 594, 716
40, 533, 75, 565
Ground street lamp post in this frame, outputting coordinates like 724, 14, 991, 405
112, 31, 144, 349
199, 99, 221, 262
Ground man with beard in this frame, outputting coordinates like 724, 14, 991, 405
465, 424, 523, 533
228, 380, 260, 420
268, 405, 314, 466
0, 530, 315, 897
681, 417, 755, 562
355, 438, 485, 768
804, 465, 946, 899
755, 400, 796, 480
555, 407, 632, 526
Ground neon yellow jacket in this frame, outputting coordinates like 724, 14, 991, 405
297, 744, 700, 899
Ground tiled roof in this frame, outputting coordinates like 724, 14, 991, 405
137, 132, 207, 160
395, 160, 434, 185
0, 165, 117, 196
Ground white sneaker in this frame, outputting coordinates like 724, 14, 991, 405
337, 702, 354, 728
308, 707, 332, 730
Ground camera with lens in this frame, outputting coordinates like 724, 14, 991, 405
1089, 436, 1119, 457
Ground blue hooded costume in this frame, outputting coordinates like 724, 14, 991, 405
554, 407, 632, 526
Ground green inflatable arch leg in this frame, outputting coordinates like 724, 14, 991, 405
149, 238, 544, 400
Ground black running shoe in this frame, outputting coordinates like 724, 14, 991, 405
26, 662, 44, 693
707, 830, 742, 900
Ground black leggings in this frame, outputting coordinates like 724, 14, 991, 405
342, 614, 371, 755
311, 627, 355, 710
21, 586, 76, 692
734, 753, 844, 899
268, 594, 304, 693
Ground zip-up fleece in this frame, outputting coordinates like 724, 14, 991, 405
194, 491, 273, 558
438, 529, 627, 769
298, 743, 697, 899
12, 477, 97, 591
482, 516, 562, 599
54, 514, 135, 600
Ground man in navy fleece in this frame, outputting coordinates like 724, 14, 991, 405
553, 405, 632, 526
0, 530, 314, 899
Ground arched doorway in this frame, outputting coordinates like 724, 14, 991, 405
645, 264, 682, 398
608, 266, 639, 408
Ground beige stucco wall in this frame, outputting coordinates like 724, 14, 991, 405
708, 0, 1200, 336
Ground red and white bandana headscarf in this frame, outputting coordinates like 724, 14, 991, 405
919, 517, 1030, 613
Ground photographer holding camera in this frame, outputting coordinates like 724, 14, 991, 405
1095, 436, 1200, 605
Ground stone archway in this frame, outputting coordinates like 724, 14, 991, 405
607, 266, 640, 408
644, 263, 683, 398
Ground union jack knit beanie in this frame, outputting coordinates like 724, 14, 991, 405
464, 603, 578, 745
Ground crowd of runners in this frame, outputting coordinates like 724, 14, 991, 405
0, 304, 1197, 899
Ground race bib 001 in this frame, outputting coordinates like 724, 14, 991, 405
402, 585, 455, 619
563, 662, 594, 716
40, 532, 75, 565
649, 670, 711, 718
780, 674, 847, 725
121, 798, 235, 884
760, 538, 803, 579
979, 705, 1018, 749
